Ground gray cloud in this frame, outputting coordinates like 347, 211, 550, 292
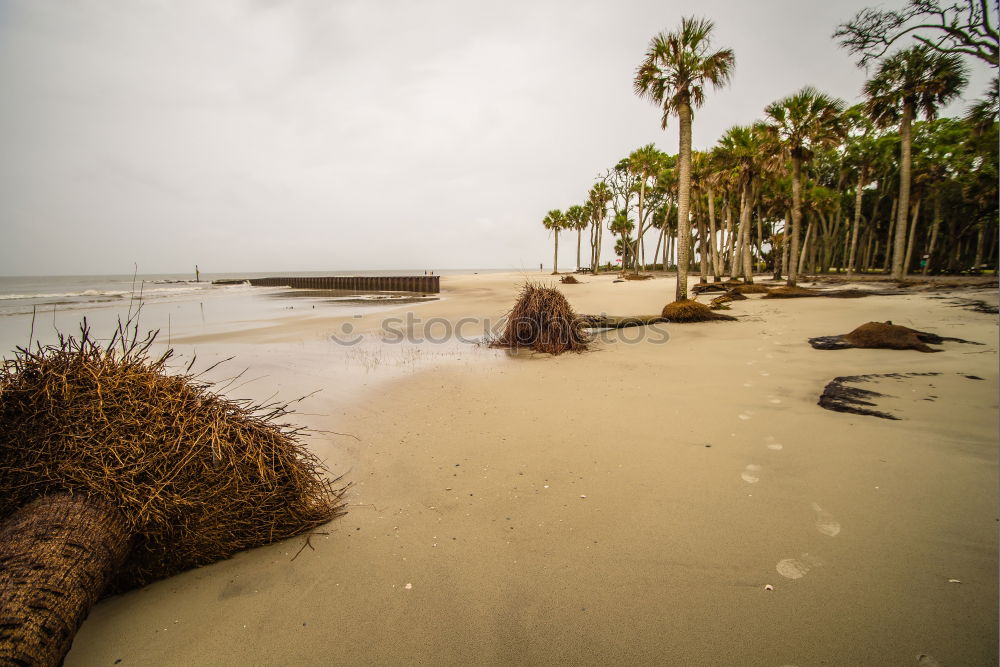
0, 0, 993, 275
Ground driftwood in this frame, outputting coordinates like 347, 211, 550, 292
576, 315, 668, 329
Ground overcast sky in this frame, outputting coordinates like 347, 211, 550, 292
0, 0, 993, 276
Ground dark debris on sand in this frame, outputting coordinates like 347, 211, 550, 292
808, 321, 982, 353
818, 372, 943, 420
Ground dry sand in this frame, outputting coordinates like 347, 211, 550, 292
66, 271, 998, 666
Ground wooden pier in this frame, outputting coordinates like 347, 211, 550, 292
242, 275, 440, 293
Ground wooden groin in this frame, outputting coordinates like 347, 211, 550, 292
244, 276, 440, 294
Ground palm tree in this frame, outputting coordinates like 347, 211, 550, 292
610, 212, 635, 270
588, 182, 611, 272
565, 204, 589, 271
715, 123, 775, 283
864, 46, 968, 280
542, 209, 565, 274
764, 87, 847, 286
627, 144, 665, 274
634, 17, 735, 301
842, 104, 878, 277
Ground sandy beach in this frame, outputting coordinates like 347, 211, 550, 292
59, 271, 998, 666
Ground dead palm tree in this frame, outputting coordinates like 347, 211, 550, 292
764, 87, 847, 286
634, 17, 735, 301
864, 45, 968, 280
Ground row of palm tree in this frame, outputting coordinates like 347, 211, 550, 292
539, 15, 997, 302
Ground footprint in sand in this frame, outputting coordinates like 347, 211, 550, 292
741, 464, 761, 483
811, 503, 841, 537
764, 435, 783, 451
738, 413, 752, 421
759, 371, 770, 377
743, 382, 753, 387
776, 553, 824, 579
768, 397, 782, 404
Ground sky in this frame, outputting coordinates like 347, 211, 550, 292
0, 0, 994, 276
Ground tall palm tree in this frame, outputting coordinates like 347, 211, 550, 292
842, 104, 878, 277
627, 144, 665, 274
715, 123, 775, 283
542, 209, 565, 274
864, 45, 968, 280
764, 87, 847, 287
588, 182, 611, 273
634, 17, 735, 301
565, 204, 589, 271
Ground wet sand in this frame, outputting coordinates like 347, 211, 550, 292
64, 271, 998, 666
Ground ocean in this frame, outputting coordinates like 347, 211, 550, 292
0, 269, 504, 357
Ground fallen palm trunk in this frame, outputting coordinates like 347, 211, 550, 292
0, 494, 131, 667
0, 322, 347, 664
763, 286, 893, 299
576, 315, 667, 329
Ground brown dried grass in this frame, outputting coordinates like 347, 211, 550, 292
623, 273, 655, 280
559, 275, 580, 284
0, 321, 347, 592
492, 283, 589, 354
661, 299, 736, 322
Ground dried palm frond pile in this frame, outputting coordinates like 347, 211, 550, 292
0, 321, 348, 593
661, 299, 736, 322
731, 283, 770, 294
492, 283, 589, 354
560, 275, 581, 284
623, 273, 654, 280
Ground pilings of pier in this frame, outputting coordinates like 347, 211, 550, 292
243, 275, 439, 293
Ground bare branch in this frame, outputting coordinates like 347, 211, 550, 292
835, 0, 999, 68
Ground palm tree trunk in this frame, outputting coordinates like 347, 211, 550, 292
778, 210, 790, 281
847, 167, 866, 277
737, 180, 754, 283
576, 229, 582, 271
696, 199, 709, 283
923, 192, 943, 275
799, 218, 813, 278
553, 228, 559, 274
787, 156, 804, 287
723, 200, 735, 275
903, 196, 921, 277
675, 100, 693, 301
653, 226, 663, 271
706, 186, 722, 280
0, 493, 131, 666
974, 222, 986, 271
884, 197, 897, 272
892, 102, 914, 280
